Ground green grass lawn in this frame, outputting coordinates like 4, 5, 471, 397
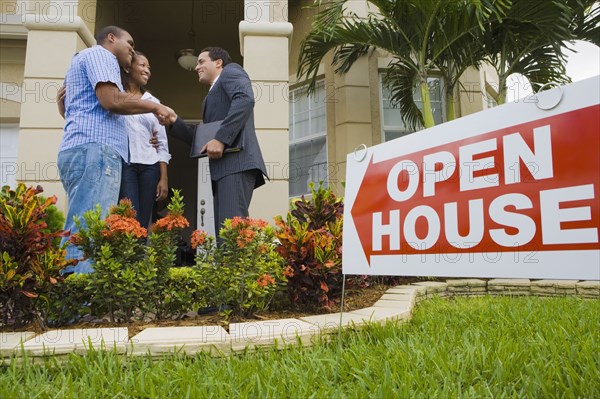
1, 296, 598, 398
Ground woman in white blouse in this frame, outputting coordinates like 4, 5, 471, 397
119, 51, 171, 229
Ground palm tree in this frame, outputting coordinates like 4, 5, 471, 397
298, 0, 598, 129
297, 0, 508, 129
482, 0, 599, 104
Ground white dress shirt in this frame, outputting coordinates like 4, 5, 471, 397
209, 73, 220, 91
126, 92, 171, 165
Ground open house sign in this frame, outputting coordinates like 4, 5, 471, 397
343, 77, 599, 280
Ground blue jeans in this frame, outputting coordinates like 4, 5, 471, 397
119, 162, 161, 229
58, 143, 122, 274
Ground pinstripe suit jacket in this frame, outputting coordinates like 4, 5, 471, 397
169, 63, 268, 186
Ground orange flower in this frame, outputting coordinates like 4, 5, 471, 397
283, 266, 294, 278
251, 218, 268, 229
257, 274, 276, 287
243, 228, 256, 243
229, 216, 244, 228
152, 214, 190, 232
235, 227, 256, 248
236, 237, 246, 249
190, 230, 208, 249
104, 214, 147, 238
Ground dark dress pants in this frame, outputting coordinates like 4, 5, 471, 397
212, 169, 259, 242
119, 162, 161, 229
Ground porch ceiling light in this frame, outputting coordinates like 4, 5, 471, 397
176, 48, 198, 71
175, 0, 197, 71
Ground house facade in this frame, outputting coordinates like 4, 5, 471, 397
0, 0, 496, 236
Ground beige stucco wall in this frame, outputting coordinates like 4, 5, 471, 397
0, 39, 25, 121
457, 66, 496, 116
0, 0, 18, 13
77, 0, 96, 35
288, 0, 317, 77
14, 1, 96, 214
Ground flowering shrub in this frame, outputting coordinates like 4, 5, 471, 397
71, 199, 146, 257
275, 182, 345, 310
72, 199, 156, 322
0, 184, 73, 328
192, 217, 286, 317
147, 189, 189, 319
71, 190, 191, 322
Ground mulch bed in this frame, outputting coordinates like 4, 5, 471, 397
89, 282, 394, 338
3, 277, 424, 338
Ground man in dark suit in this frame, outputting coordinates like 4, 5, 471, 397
167, 47, 268, 238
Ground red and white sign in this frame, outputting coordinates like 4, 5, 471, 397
343, 76, 600, 279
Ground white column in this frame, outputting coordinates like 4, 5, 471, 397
240, 0, 293, 223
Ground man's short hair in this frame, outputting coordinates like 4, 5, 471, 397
96, 26, 126, 45
201, 47, 232, 67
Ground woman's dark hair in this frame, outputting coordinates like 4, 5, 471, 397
201, 47, 232, 67
121, 51, 147, 94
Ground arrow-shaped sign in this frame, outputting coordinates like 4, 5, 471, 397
347, 98, 600, 276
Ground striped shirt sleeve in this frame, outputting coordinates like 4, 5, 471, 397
85, 48, 123, 91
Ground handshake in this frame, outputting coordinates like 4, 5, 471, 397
154, 104, 178, 126
56, 85, 178, 126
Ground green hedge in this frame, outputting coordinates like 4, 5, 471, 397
47, 267, 208, 325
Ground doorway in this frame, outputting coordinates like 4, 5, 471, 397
94, 0, 244, 240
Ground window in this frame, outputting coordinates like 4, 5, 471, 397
288, 81, 327, 197
0, 124, 19, 189
380, 74, 445, 142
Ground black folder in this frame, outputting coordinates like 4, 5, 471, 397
190, 120, 243, 158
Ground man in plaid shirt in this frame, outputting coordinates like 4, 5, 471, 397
57, 25, 176, 274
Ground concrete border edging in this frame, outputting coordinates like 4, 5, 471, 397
1, 278, 598, 361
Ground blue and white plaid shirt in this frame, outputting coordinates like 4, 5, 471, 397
59, 45, 129, 161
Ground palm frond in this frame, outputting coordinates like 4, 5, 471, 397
568, 0, 600, 46
515, 46, 571, 92
383, 60, 423, 130
297, 0, 348, 93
